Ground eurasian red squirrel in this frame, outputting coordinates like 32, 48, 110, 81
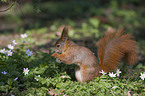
51, 26, 138, 83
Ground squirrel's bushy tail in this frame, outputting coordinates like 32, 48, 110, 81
97, 29, 138, 72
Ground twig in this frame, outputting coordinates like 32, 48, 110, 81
0, 3, 14, 12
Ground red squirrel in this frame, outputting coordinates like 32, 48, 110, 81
51, 27, 138, 83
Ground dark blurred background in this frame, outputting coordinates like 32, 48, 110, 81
0, 0, 145, 64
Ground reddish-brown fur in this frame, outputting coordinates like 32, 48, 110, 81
51, 27, 138, 83
97, 29, 138, 72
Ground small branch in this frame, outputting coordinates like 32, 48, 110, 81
0, 3, 14, 12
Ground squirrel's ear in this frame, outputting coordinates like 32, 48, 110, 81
61, 26, 69, 41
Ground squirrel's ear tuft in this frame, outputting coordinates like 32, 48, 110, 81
61, 26, 69, 41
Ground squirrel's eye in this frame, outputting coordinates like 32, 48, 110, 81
57, 44, 61, 47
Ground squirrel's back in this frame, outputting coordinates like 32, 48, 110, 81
67, 45, 99, 67
97, 29, 138, 72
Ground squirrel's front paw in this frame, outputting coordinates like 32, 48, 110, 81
51, 53, 58, 57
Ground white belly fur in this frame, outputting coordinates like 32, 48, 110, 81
75, 69, 83, 82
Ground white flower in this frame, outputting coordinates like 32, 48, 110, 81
5, 50, 13, 56
21, 33, 28, 38
8, 44, 14, 50
108, 72, 116, 77
56, 58, 61, 63
26, 49, 33, 56
23, 68, 29, 75
112, 86, 118, 89
116, 69, 121, 77
61, 76, 67, 78
0, 48, 6, 53
140, 72, 145, 80
14, 77, 18, 81
2, 71, 7, 75
99, 70, 107, 75
12, 40, 17, 46
34, 75, 40, 81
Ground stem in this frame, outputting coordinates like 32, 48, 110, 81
0, 3, 14, 12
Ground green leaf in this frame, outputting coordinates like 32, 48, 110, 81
89, 18, 100, 28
